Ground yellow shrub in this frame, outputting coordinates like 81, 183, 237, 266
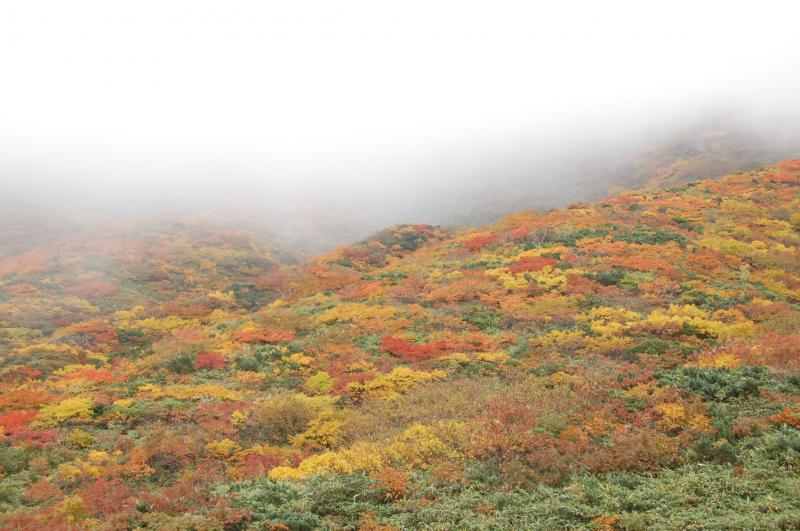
207, 438, 241, 458
138, 383, 243, 401
304, 371, 334, 394
270, 423, 462, 481
230, 410, 249, 428
695, 353, 742, 369
37, 396, 94, 426
485, 268, 530, 291
477, 351, 509, 364
383, 423, 462, 469
655, 403, 710, 431
60, 495, 88, 523
66, 429, 96, 448
354, 367, 446, 400
290, 410, 343, 450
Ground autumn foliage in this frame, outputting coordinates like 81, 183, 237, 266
2, 161, 800, 528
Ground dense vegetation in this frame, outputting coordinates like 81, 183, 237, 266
2, 160, 800, 529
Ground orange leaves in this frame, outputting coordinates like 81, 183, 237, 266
0, 410, 37, 433
507, 255, 557, 274
462, 234, 498, 252
771, 408, 800, 429
233, 328, 295, 344
770, 172, 799, 184
380, 336, 452, 363
778, 158, 800, 172
371, 466, 410, 501
53, 319, 119, 350
66, 368, 118, 383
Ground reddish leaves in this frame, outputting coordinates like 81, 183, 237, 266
0, 410, 37, 432
195, 351, 225, 370
463, 234, 498, 252
380, 336, 451, 363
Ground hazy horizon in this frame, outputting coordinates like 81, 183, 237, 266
2, 1, 800, 253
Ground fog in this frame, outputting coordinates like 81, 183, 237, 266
2, 1, 800, 254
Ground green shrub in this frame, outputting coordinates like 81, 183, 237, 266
553, 228, 609, 247
656, 366, 774, 401
462, 305, 501, 330
615, 226, 688, 247
587, 268, 626, 286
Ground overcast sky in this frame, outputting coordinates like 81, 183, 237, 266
1, 1, 799, 235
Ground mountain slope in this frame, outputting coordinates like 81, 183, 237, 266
2, 160, 800, 529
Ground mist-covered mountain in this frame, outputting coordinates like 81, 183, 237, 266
2, 159, 800, 528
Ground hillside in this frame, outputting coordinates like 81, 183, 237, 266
438, 121, 800, 230
2, 161, 800, 529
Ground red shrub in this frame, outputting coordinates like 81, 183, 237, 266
380, 336, 451, 363
463, 234, 499, 252
508, 256, 557, 274
82, 477, 135, 518
195, 351, 225, 370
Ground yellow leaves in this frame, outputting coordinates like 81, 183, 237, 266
383, 422, 464, 470
113, 305, 146, 323
57, 452, 111, 483
287, 352, 313, 366
522, 293, 583, 323
641, 304, 754, 340
751, 269, 800, 302
583, 306, 641, 324
484, 249, 572, 291
551, 371, 583, 387
512, 245, 570, 260
207, 438, 241, 458
36, 396, 94, 427
113, 398, 135, 408
578, 306, 642, 336
61, 296, 100, 314
528, 266, 569, 290
655, 403, 710, 432
304, 371, 334, 395
134, 316, 199, 334
476, 351, 509, 364
234, 370, 269, 384
697, 236, 766, 261
138, 383, 243, 401
267, 298, 286, 310
230, 410, 249, 428
350, 367, 446, 400
484, 268, 530, 291
269, 422, 463, 481
290, 410, 343, 450
16, 342, 79, 357
88, 450, 111, 465
532, 329, 586, 350
59, 495, 89, 523
65, 429, 96, 448
207, 290, 235, 303
317, 303, 399, 325
269, 448, 372, 481
345, 359, 375, 373
695, 352, 742, 369
655, 403, 686, 430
